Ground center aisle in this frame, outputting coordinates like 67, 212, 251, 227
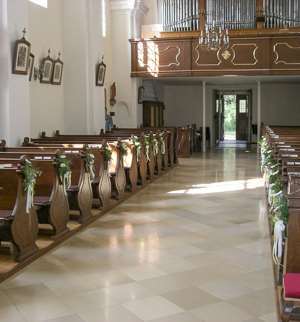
0, 149, 276, 322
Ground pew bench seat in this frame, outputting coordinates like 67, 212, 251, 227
284, 273, 300, 299
34, 196, 51, 206
0, 210, 13, 219
67, 185, 79, 192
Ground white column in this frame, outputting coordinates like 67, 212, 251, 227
257, 80, 261, 141
202, 81, 206, 152
110, 0, 148, 128
0, 0, 9, 141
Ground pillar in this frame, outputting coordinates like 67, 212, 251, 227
202, 81, 206, 152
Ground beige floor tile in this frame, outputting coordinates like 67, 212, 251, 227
190, 301, 254, 322
121, 265, 167, 281
162, 287, 220, 310
78, 306, 143, 322
260, 312, 278, 322
123, 296, 183, 321
0, 305, 27, 322
228, 288, 277, 316
198, 278, 254, 300
150, 311, 202, 322
43, 315, 85, 322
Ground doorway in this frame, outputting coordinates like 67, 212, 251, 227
214, 90, 252, 147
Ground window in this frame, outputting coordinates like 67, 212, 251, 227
239, 100, 248, 113
29, 0, 47, 8
102, 0, 106, 37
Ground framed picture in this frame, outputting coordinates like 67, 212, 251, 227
52, 56, 63, 85
28, 53, 34, 81
96, 61, 106, 86
138, 86, 145, 104
40, 53, 54, 84
12, 37, 31, 75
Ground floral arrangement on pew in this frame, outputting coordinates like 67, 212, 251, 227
81, 147, 96, 180
53, 152, 71, 190
152, 135, 159, 156
144, 135, 153, 161
259, 136, 288, 267
18, 157, 41, 214
158, 132, 166, 155
120, 142, 128, 157
131, 135, 141, 162
103, 145, 112, 162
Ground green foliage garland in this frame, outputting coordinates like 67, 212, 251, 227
53, 153, 71, 187
103, 146, 112, 162
158, 133, 166, 155
82, 150, 96, 179
259, 136, 288, 226
18, 158, 41, 213
120, 142, 128, 157
132, 136, 141, 161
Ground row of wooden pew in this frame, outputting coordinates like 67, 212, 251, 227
0, 128, 178, 268
261, 126, 300, 322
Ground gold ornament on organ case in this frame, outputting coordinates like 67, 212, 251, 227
221, 50, 231, 61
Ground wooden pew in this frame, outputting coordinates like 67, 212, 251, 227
8, 148, 93, 224
109, 128, 175, 168
0, 157, 38, 261
25, 136, 138, 195
16, 143, 112, 208
23, 138, 126, 201
0, 152, 70, 238
262, 126, 300, 321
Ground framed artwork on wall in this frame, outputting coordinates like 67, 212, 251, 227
52, 53, 63, 85
28, 53, 35, 81
40, 50, 54, 84
12, 29, 31, 75
96, 59, 106, 86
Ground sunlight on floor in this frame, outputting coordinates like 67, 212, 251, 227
168, 178, 264, 195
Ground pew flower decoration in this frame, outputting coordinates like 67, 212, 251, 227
18, 158, 41, 214
81, 150, 96, 180
158, 133, 166, 155
53, 153, 71, 189
153, 137, 160, 156
103, 145, 112, 162
131, 136, 141, 161
120, 142, 128, 157
144, 135, 152, 161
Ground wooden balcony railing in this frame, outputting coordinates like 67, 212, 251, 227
130, 29, 300, 78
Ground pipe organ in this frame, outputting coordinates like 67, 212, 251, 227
160, 0, 199, 31
158, 0, 300, 31
206, 0, 256, 30
264, 0, 300, 28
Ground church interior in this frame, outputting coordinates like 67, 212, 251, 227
0, 0, 300, 321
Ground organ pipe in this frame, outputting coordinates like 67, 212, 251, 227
158, 0, 300, 32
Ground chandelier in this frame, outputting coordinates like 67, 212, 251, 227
199, 21, 230, 51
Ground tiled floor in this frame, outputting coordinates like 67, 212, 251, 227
0, 149, 277, 322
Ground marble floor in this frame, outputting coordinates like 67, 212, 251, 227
0, 149, 277, 322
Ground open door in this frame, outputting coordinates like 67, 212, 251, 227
236, 94, 251, 142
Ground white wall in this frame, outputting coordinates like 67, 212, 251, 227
7, 0, 31, 145
29, 0, 64, 137
261, 82, 300, 126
